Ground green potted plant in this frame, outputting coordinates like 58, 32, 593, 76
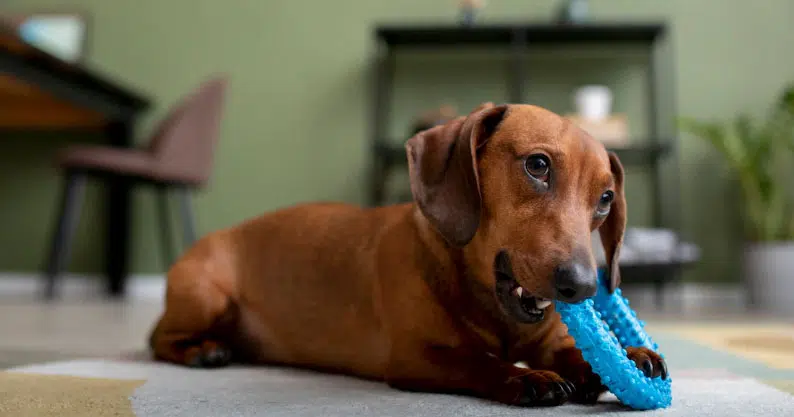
679, 84, 794, 314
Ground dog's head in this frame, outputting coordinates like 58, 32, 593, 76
406, 103, 626, 324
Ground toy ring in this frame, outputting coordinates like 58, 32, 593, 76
554, 268, 672, 410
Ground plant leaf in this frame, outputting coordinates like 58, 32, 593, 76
679, 84, 794, 242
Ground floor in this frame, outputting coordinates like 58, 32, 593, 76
1, 278, 793, 397
0, 296, 163, 368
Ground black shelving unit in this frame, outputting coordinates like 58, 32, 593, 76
367, 22, 689, 307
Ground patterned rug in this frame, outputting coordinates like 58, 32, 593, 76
650, 323, 794, 394
1, 324, 792, 416
657, 323, 794, 370
3, 358, 793, 417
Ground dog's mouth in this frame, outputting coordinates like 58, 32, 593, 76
494, 251, 552, 324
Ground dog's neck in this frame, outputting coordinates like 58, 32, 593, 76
409, 206, 514, 348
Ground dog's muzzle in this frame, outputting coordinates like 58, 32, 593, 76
494, 251, 552, 324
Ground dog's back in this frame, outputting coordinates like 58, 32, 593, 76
153, 202, 414, 378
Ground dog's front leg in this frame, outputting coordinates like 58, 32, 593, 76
385, 343, 575, 407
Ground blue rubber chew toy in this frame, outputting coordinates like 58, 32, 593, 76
554, 268, 672, 410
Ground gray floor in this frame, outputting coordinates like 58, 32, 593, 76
0, 296, 163, 368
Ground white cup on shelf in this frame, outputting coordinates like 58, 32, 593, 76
574, 85, 612, 122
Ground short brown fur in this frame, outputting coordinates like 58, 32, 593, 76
149, 103, 666, 407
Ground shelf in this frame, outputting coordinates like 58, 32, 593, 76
375, 22, 666, 48
608, 142, 672, 165
368, 20, 685, 307
618, 261, 695, 285
375, 140, 671, 168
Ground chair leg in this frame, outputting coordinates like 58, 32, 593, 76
43, 172, 87, 300
156, 187, 174, 270
177, 187, 197, 247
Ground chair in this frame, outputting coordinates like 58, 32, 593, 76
42, 76, 229, 299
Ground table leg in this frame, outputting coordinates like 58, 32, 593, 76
105, 120, 133, 297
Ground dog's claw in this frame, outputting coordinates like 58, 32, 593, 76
561, 380, 576, 396
204, 347, 231, 367
626, 347, 668, 380
555, 382, 569, 396
185, 341, 232, 368
580, 389, 602, 404
565, 375, 605, 405
537, 382, 568, 406
517, 372, 570, 407
641, 359, 654, 378
560, 382, 570, 396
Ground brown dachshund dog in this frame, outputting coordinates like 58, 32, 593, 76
149, 103, 668, 407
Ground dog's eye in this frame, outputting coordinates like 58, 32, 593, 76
596, 191, 614, 216
524, 154, 550, 186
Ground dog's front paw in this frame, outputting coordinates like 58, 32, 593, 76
185, 340, 232, 368
626, 347, 668, 379
568, 375, 606, 404
514, 371, 575, 407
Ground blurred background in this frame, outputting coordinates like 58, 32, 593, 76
0, 0, 792, 372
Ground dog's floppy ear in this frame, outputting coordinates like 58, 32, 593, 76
599, 151, 627, 292
405, 102, 508, 247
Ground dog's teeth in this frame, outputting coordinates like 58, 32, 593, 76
514, 287, 524, 297
536, 299, 552, 309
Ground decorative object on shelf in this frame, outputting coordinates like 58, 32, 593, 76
566, 85, 630, 147
458, 0, 486, 26
409, 104, 458, 135
556, 0, 589, 24
567, 113, 629, 147
575, 85, 612, 120
591, 228, 700, 267
0, 11, 89, 63
680, 83, 794, 315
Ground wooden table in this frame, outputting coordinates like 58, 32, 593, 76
0, 24, 151, 297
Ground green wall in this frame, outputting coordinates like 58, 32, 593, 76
1, 0, 793, 283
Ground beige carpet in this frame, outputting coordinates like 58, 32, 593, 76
0, 372, 143, 417
655, 323, 794, 370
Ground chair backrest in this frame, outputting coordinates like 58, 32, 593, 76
147, 75, 229, 185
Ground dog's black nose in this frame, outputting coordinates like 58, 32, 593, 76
554, 261, 597, 303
